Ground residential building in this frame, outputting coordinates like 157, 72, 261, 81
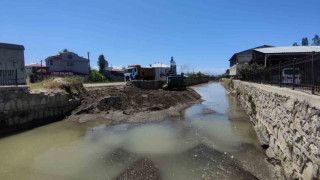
45, 52, 89, 76
150, 63, 170, 80
0, 43, 26, 85
229, 45, 273, 76
25, 63, 48, 75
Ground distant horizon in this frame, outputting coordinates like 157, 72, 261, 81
1, 0, 319, 75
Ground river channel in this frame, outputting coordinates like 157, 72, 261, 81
0, 82, 278, 180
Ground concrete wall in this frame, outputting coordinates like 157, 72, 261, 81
0, 86, 80, 136
0, 45, 26, 84
127, 80, 165, 90
225, 80, 320, 180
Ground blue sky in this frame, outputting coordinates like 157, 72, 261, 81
1, 0, 319, 74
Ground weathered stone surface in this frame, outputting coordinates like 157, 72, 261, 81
0, 87, 81, 136
226, 79, 320, 180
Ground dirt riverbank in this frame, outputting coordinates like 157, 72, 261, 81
67, 85, 202, 125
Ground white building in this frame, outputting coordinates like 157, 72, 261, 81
150, 63, 170, 80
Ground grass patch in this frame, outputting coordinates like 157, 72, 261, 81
287, 142, 294, 152
248, 94, 256, 115
300, 156, 304, 164
28, 77, 84, 93
236, 88, 240, 96
222, 78, 232, 88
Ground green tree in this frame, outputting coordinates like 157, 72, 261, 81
89, 69, 107, 82
63, 49, 69, 52
293, 42, 299, 46
302, 37, 309, 46
312, 34, 320, 46
98, 54, 108, 75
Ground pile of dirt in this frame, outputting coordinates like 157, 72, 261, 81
70, 85, 201, 124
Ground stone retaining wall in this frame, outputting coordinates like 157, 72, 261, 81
0, 86, 80, 136
225, 79, 320, 180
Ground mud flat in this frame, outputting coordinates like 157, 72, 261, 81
68, 85, 202, 125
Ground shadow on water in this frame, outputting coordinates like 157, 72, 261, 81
0, 82, 277, 180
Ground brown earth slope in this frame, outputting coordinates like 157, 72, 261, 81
68, 85, 201, 125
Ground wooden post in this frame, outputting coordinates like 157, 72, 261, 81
292, 59, 295, 90
311, 51, 315, 94
16, 69, 18, 86
279, 61, 282, 87
264, 55, 268, 67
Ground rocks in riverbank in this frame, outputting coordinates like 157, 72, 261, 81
202, 108, 216, 114
115, 158, 161, 180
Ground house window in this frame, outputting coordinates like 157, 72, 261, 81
50, 59, 53, 65
68, 55, 73, 59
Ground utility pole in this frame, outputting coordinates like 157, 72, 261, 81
87, 52, 90, 71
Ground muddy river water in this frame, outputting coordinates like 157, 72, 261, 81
0, 82, 278, 180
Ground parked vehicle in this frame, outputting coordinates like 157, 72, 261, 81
124, 65, 155, 81
167, 75, 186, 90
271, 68, 301, 84
282, 68, 301, 84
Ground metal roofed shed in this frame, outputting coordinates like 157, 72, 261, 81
252, 46, 320, 67
254, 46, 320, 55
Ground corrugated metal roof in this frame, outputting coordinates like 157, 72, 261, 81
254, 46, 320, 54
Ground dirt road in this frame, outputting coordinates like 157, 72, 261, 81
83, 82, 125, 88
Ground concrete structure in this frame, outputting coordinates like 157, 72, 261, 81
150, 63, 170, 80
225, 79, 320, 180
0, 86, 80, 136
0, 43, 26, 85
25, 63, 48, 75
108, 69, 124, 82
229, 45, 273, 76
45, 52, 89, 76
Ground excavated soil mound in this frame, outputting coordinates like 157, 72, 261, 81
70, 85, 201, 124
73, 86, 201, 115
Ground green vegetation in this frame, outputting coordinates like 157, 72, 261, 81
302, 37, 309, 46
287, 142, 294, 152
98, 54, 108, 75
186, 71, 210, 78
248, 94, 252, 102
292, 34, 320, 46
222, 78, 232, 87
300, 156, 304, 164
28, 77, 83, 93
250, 100, 256, 115
248, 94, 256, 115
236, 88, 240, 96
88, 69, 110, 83
218, 69, 230, 79
237, 63, 265, 80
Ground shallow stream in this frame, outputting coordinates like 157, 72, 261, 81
0, 82, 277, 180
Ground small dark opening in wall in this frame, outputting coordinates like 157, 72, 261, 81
261, 144, 269, 149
